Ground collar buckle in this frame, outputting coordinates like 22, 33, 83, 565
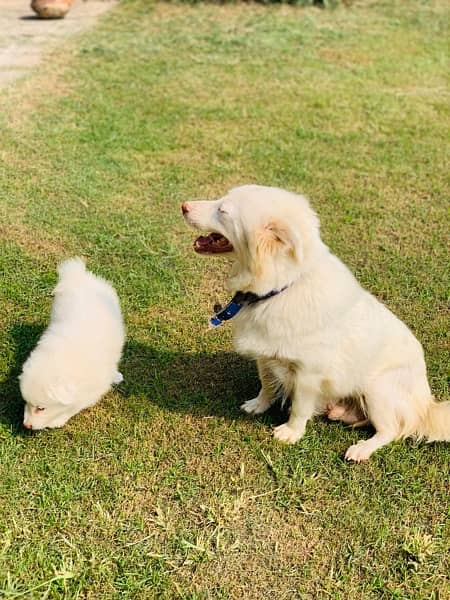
209, 301, 242, 328
209, 284, 289, 328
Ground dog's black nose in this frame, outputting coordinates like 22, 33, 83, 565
181, 202, 190, 215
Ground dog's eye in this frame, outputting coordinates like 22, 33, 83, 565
35, 407, 46, 413
218, 207, 227, 215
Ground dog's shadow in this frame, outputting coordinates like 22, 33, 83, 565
0, 323, 287, 433
119, 340, 286, 423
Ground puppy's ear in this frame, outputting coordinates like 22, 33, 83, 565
47, 382, 77, 406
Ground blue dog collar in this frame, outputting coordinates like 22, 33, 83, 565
209, 286, 289, 328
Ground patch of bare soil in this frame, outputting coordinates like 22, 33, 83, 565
0, 0, 116, 88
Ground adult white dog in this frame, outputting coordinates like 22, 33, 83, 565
182, 185, 449, 461
20, 258, 125, 430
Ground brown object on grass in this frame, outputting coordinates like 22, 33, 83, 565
31, 0, 76, 19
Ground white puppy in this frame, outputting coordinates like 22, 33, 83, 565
182, 185, 449, 461
20, 258, 125, 430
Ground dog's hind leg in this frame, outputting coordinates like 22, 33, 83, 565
241, 358, 279, 415
344, 370, 416, 462
345, 430, 396, 462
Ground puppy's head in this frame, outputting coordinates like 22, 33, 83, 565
20, 370, 77, 430
182, 185, 321, 293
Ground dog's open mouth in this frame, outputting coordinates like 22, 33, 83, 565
194, 232, 233, 254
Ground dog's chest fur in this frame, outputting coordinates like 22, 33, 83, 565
231, 295, 329, 366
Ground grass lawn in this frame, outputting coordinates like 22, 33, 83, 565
0, 0, 449, 597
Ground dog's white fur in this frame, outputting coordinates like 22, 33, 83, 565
183, 185, 449, 461
20, 258, 125, 430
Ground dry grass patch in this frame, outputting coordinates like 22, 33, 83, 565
0, 221, 70, 262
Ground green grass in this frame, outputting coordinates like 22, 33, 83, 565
0, 1, 449, 597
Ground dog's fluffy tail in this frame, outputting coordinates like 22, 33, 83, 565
57, 257, 86, 280
417, 400, 450, 442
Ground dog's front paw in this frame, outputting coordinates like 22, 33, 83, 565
345, 441, 371, 463
273, 423, 304, 444
241, 395, 271, 415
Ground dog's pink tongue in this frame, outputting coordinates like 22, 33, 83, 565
195, 235, 212, 248
194, 233, 233, 254
194, 235, 216, 253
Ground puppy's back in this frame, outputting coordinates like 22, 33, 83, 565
21, 258, 125, 400
53, 258, 122, 322
57, 256, 86, 279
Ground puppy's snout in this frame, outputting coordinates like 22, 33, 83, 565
181, 202, 191, 216
23, 422, 32, 430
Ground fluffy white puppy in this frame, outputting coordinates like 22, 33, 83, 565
182, 185, 449, 461
20, 258, 125, 430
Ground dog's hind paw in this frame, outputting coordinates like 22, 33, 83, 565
345, 441, 371, 462
241, 395, 271, 415
112, 371, 123, 385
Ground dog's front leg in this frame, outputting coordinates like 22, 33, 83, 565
241, 358, 278, 415
273, 375, 320, 444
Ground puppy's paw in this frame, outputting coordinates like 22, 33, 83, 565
241, 395, 270, 415
112, 371, 123, 385
345, 441, 371, 463
273, 423, 304, 444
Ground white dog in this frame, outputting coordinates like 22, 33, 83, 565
182, 185, 449, 461
20, 258, 125, 430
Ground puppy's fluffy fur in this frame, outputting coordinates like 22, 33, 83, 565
20, 258, 125, 430
183, 185, 449, 461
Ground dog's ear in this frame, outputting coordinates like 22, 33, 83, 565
254, 220, 300, 262
247, 220, 301, 279
47, 381, 77, 406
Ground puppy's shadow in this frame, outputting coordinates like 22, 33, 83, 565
0, 323, 45, 434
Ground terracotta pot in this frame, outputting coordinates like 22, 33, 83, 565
31, 0, 76, 19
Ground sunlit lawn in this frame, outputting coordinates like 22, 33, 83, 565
0, 1, 448, 597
